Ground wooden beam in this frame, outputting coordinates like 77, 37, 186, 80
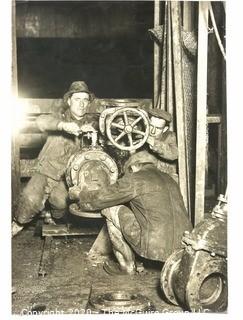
19, 133, 46, 148
207, 114, 222, 124
154, 0, 161, 107
183, 1, 194, 32
166, 1, 174, 130
42, 224, 100, 237
12, 0, 21, 214
88, 224, 112, 257
21, 119, 40, 132
194, 2, 209, 225
160, 1, 167, 111
18, 98, 64, 114
171, 1, 189, 213
217, 123, 222, 195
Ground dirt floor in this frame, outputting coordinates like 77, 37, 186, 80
12, 220, 183, 315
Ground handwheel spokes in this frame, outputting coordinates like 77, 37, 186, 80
106, 107, 150, 151
115, 130, 126, 142
127, 133, 133, 146
130, 116, 142, 127
123, 111, 129, 125
132, 129, 146, 136
111, 122, 125, 130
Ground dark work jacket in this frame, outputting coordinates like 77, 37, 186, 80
36, 109, 99, 181
78, 164, 192, 261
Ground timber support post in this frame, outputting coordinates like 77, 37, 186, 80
153, 0, 161, 108
12, 0, 21, 216
194, 2, 209, 225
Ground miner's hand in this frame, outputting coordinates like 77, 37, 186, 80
58, 122, 82, 136
79, 123, 96, 132
69, 186, 81, 201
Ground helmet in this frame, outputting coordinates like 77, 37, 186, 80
124, 151, 158, 172
63, 81, 94, 106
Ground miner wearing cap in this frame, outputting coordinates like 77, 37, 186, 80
71, 150, 192, 275
146, 108, 178, 161
12, 81, 98, 236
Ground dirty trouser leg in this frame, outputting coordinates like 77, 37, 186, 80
102, 205, 136, 273
15, 173, 49, 224
48, 179, 68, 219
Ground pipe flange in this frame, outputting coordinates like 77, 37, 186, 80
160, 249, 184, 306
69, 203, 102, 219
185, 259, 227, 312
66, 150, 118, 187
89, 291, 155, 313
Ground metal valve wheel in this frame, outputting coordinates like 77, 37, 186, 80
106, 107, 150, 151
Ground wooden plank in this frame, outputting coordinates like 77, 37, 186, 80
18, 98, 64, 114
160, 1, 167, 111
171, 1, 189, 213
38, 237, 53, 277
220, 52, 227, 193
194, 2, 209, 225
19, 133, 46, 148
21, 119, 40, 132
154, 0, 161, 107
166, 1, 174, 131
183, 1, 194, 32
88, 224, 112, 257
42, 224, 100, 237
207, 114, 221, 124
217, 123, 222, 195
12, 0, 21, 213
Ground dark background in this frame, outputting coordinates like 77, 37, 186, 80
16, 0, 154, 98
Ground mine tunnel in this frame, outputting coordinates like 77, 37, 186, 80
11, 0, 227, 315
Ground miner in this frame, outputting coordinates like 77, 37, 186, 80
12, 81, 98, 236
71, 151, 192, 275
146, 108, 178, 161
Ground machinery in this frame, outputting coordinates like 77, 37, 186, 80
87, 291, 155, 314
99, 106, 150, 151
66, 106, 151, 218
160, 191, 228, 312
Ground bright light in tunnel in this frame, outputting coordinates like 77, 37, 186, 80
11, 97, 28, 136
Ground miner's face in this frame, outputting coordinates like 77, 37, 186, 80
149, 116, 167, 137
68, 92, 90, 119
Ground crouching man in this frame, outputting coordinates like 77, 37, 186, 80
69, 150, 192, 275
12, 81, 98, 237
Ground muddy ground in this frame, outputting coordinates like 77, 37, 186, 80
12, 220, 183, 315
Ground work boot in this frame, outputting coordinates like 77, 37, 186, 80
11, 221, 24, 237
51, 209, 66, 220
103, 260, 136, 276
41, 210, 56, 225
